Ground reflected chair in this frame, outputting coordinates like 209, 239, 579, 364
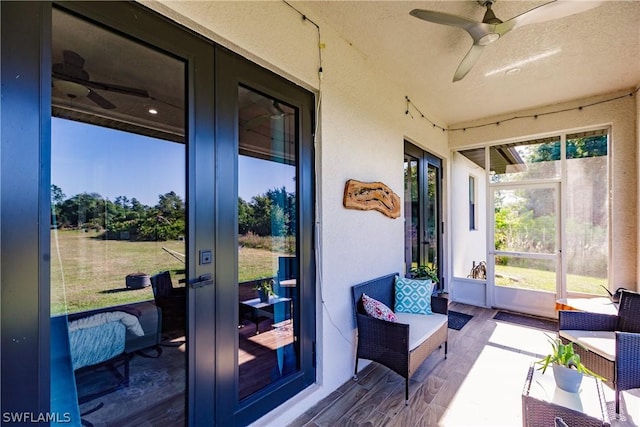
151, 271, 186, 339
559, 290, 640, 415
275, 256, 297, 298
68, 313, 132, 404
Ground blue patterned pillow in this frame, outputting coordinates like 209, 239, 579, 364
394, 275, 434, 315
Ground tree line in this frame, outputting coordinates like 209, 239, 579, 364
51, 185, 295, 240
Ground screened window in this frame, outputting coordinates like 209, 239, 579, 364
489, 137, 561, 183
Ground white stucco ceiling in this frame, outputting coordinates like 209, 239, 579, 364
296, 0, 640, 124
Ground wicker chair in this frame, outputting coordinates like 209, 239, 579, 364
558, 290, 640, 415
351, 273, 448, 404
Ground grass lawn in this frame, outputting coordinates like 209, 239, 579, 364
51, 230, 284, 314
495, 264, 607, 295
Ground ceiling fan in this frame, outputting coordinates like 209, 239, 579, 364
410, 0, 603, 82
241, 99, 294, 130
52, 50, 149, 109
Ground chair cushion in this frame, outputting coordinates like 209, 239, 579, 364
394, 276, 434, 315
396, 312, 447, 351
622, 388, 640, 425
68, 311, 144, 336
558, 330, 615, 361
69, 321, 126, 370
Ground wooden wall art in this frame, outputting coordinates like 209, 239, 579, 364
343, 179, 400, 219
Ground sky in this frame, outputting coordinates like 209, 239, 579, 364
51, 118, 294, 206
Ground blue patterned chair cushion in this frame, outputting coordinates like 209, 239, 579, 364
69, 321, 126, 370
68, 311, 143, 370
394, 275, 434, 315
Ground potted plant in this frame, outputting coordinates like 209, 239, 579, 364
253, 279, 276, 303
535, 335, 603, 393
409, 264, 439, 283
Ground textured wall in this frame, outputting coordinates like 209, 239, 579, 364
450, 152, 487, 279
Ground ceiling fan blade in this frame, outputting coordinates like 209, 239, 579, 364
52, 71, 149, 99
242, 114, 271, 130
410, 9, 478, 29
63, 50, 85, 69
453, 44, 485, 82
410, 9, 494, 44
84, 79, 149, 98
498, 0, 604, 33
87, 90, 116, 109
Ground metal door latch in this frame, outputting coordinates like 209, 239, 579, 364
190, 273, 213, 288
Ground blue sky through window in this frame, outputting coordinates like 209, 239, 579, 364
52, 118, 294, 206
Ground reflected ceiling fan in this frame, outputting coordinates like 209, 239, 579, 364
241, 100, 294, 130
410, 0, 603, 82
52, 50, 149, 109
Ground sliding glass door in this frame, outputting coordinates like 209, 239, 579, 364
404, 141, 442, 288
43, 3, 315, 426
1, 0, 317, 422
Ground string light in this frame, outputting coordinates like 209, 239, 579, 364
283, 1, 323, 80
406, 87, 638, 133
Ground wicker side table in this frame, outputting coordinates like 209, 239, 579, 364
522, 364, 610, 427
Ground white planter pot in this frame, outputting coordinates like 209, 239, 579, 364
552, 364, 583, 393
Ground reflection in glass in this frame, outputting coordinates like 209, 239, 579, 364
50, 8, 186, 425
565, 131, 608, 295
494, 256, 556, 292
404, 157, 419, 272
426, 164, 438, 269
237, 86, 298, 400
490, 138, 561, 183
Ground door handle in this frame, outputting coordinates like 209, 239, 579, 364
190, 273, 214, 289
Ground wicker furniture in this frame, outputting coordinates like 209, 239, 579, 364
151, 270, 186, 337
558, 290, 640, 415
522, 364, 610, 427
555, 297, 618, 315
351, 273, 448, 404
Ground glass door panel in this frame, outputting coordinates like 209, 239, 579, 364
50, 8, 186, 424
426, 163, 439, 270
237, 86, 299, 400
403, 143, 442, 286
404, 156, 419, 272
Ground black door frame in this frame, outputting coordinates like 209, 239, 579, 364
1, 1, 53, 416
404, 141, 443, 289
215, 46, 316, 427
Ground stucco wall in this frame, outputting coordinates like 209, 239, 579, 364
449, 90, 638, 293
143, 1, 449, 425
450, 152, 487, 279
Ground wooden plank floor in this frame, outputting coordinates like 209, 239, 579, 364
289, 302, 637, 427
